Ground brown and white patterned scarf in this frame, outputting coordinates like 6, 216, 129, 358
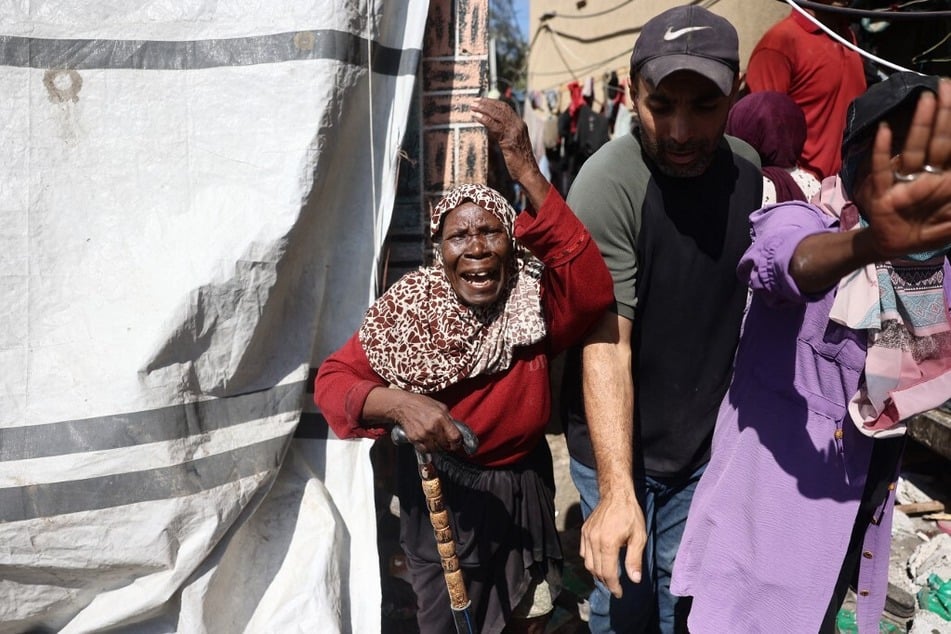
359, 184, 547, 394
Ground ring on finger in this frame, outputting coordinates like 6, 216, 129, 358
922, 164, 944, 175
893, 169, 919, 182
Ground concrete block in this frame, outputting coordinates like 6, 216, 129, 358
908, 408, 951, 461
424, 0, 454, 57
424, 129, 453, 192
456, 0, 488, 56
422, 92, 480, 126
457, 126, 487, 183
422, 58, 486, 92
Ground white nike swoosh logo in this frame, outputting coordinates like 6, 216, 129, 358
663, 26, 711, 41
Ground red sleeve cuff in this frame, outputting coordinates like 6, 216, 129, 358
514, 185, 592, 267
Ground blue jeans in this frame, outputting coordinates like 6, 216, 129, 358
569, 457, 704, 634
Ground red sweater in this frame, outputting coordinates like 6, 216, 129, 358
746, 11, 866, 180
314, 186, 613, 467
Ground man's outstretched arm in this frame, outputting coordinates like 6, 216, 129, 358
579, 311, 646, 598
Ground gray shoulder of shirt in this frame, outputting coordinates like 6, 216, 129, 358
567, 133, 651, 221
724, 134, 762, 169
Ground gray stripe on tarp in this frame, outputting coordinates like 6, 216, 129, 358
0, 381, 306, 462
0, 29, 419, 74
0, 434, 291, 523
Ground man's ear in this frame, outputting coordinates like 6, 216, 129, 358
629, 74, 639, 103
729, 74, 743, 104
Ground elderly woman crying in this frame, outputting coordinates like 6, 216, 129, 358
314, 98, 614, 633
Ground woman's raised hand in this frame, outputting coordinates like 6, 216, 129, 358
859, 79, 951, 259
472, 97, 551, 211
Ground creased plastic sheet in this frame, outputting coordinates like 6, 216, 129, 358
0, 1, 427, 631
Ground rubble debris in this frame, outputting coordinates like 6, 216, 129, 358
909, 534, 951, 587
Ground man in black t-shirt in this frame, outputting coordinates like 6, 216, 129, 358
562, 6, 762, 633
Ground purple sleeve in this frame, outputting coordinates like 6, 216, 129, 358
944, 258, 951, 312
737, 201, 839, 306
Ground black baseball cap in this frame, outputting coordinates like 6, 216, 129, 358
631, 5, 739, 96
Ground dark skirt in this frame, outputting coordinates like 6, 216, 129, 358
398, 440, 563, 634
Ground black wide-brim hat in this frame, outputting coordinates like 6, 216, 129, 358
841, 72, 939, 156
839, 72, 939, 198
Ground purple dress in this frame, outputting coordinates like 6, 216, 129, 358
670, 200, 951, 632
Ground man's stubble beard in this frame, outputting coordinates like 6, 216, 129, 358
640, 133, 716, 178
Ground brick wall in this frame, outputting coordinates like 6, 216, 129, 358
384, 0, 488, 290
422, 0, 489, 196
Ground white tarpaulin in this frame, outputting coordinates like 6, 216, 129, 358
0, 1, 427, 631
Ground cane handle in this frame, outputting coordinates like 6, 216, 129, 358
390, 419, 479, 456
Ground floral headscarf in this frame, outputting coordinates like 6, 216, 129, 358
359, 184, 546, 393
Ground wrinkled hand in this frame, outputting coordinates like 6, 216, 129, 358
579, 492, 646, 598
471, 97, 538, 185
858, 79, 951, 259
382, 389, 462, 454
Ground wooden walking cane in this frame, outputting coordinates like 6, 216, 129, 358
391, 420, 479, 634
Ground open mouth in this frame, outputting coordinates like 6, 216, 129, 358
461, 270, 498, 288
667, 150, 699, 165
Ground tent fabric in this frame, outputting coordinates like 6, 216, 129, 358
0, 1, 428, 631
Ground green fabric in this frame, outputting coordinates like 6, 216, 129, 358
836, 607, 858, 633
834, 608, 902, 633
918, 574, 951, 620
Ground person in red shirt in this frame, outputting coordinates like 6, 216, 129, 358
314, 99, 613, 633
746, 1, 866, 180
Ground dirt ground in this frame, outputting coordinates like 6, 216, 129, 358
545, 430, 595, 633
